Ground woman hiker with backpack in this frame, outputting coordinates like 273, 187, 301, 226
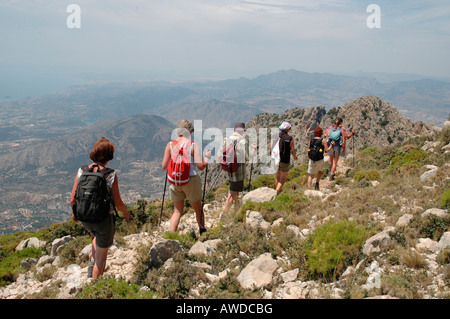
70, 137, 130, 279
324, 118, 355, 180
307, 127, 334, 190
161, 119, 212, 235
270, 122, 298, 195
220, 122, 257, 212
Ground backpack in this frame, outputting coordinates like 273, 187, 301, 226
271, 137, 281, 166
308, 138, 324, 161
167, 140, 193, 186
221, 137, 242, 173
328, 127, 342, 142
74, 164, 114, 223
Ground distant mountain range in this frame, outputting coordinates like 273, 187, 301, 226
0, 70, 448, 149
0, 68, 449, 234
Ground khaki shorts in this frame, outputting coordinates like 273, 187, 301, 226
308, 159, 324, 175
278, 162, 290, 172
170, 175, 202, 203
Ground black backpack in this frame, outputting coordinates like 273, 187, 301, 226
73, 164, 114, 223
308, 138, 324, 161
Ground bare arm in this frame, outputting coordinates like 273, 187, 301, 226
193, 142, 211, 171
290, 139, 298, 161
111, 176, 130, 221
161, 143, 171, 170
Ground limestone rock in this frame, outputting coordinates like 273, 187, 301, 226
246, 210, 270, 230
362, 231, 391, 255
16, 237, 46, 251
189, 239, 222, 257
395, 213, 414, 227
438, 232, 450, 251
421, 208, 447, 218
237, 253, 279, 289
242, 187, 277, 204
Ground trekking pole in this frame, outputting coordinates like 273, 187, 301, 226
352, 133, 355, 168
201, 164, 208, 226
248, 162, 253, 191
159, 171, 168, 227
205, 167, 223, 199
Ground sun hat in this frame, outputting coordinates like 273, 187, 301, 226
234, 122, 246, 131
279, 122, 291, 131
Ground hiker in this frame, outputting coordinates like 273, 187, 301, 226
221, 122, 256, 212
307, 127, 334, 190
324, 118, 355, 180
270, 121, 298, 194
335, 117, 355, 156
70, 137, 130, 279
161, 119, 212, 234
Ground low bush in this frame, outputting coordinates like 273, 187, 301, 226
78, 277, 157, 299
353, 169, 381, 182
304, 220, 368, 281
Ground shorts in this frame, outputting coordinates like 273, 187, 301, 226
170, 175, 202, 203
81, 214, 115, 248
229, 180, 244, 192
308, 159, 324, 175
328, 143, 341, 156
278, 162, 290, 172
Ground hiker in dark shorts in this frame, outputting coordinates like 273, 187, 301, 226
161, 119, 211, 235
271, 122, 298, 194
220, 122, 256, 212
307, 127, 333, 190
70, 137, 130, 279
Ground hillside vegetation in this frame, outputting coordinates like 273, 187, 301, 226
0, 119, 449, 300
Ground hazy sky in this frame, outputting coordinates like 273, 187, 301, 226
1, 0, 450, 98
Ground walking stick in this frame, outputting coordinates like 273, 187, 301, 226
352, 133, 355, 168
201, 164, 208, 227
159, 172, 168, 227
248, 162, 253, 191
205, 167, 223, 199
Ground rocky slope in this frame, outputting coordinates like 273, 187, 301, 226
1, 122, 449, 300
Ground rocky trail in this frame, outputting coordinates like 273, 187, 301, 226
1, 150, 449, 299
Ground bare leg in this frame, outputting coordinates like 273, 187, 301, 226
191, 200, 205, 229
91, 237, 109, 279
170, 200, 184, 232
276, 171, 287, 193
225, 190, 238, 211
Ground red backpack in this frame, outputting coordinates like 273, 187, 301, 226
221, 137, 242, 173
167, 140, 194, 186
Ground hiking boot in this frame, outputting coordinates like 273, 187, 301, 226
87, 260, 94, 278
330, 174, 335, 181
199, 227, 207, 235
314, 182, 319, 190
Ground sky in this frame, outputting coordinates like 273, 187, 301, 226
1, 0, 450, 98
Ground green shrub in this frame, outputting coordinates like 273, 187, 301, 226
353, 169, 381, 182
386, 148, 428, 175
0, 247, 42, 286
143, 252, 206, 299
304, 220, 368, 281
249, 174, 276, 190
77, 277, 157, 299
416, 214, 450, 241
442, 189, 450, 209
